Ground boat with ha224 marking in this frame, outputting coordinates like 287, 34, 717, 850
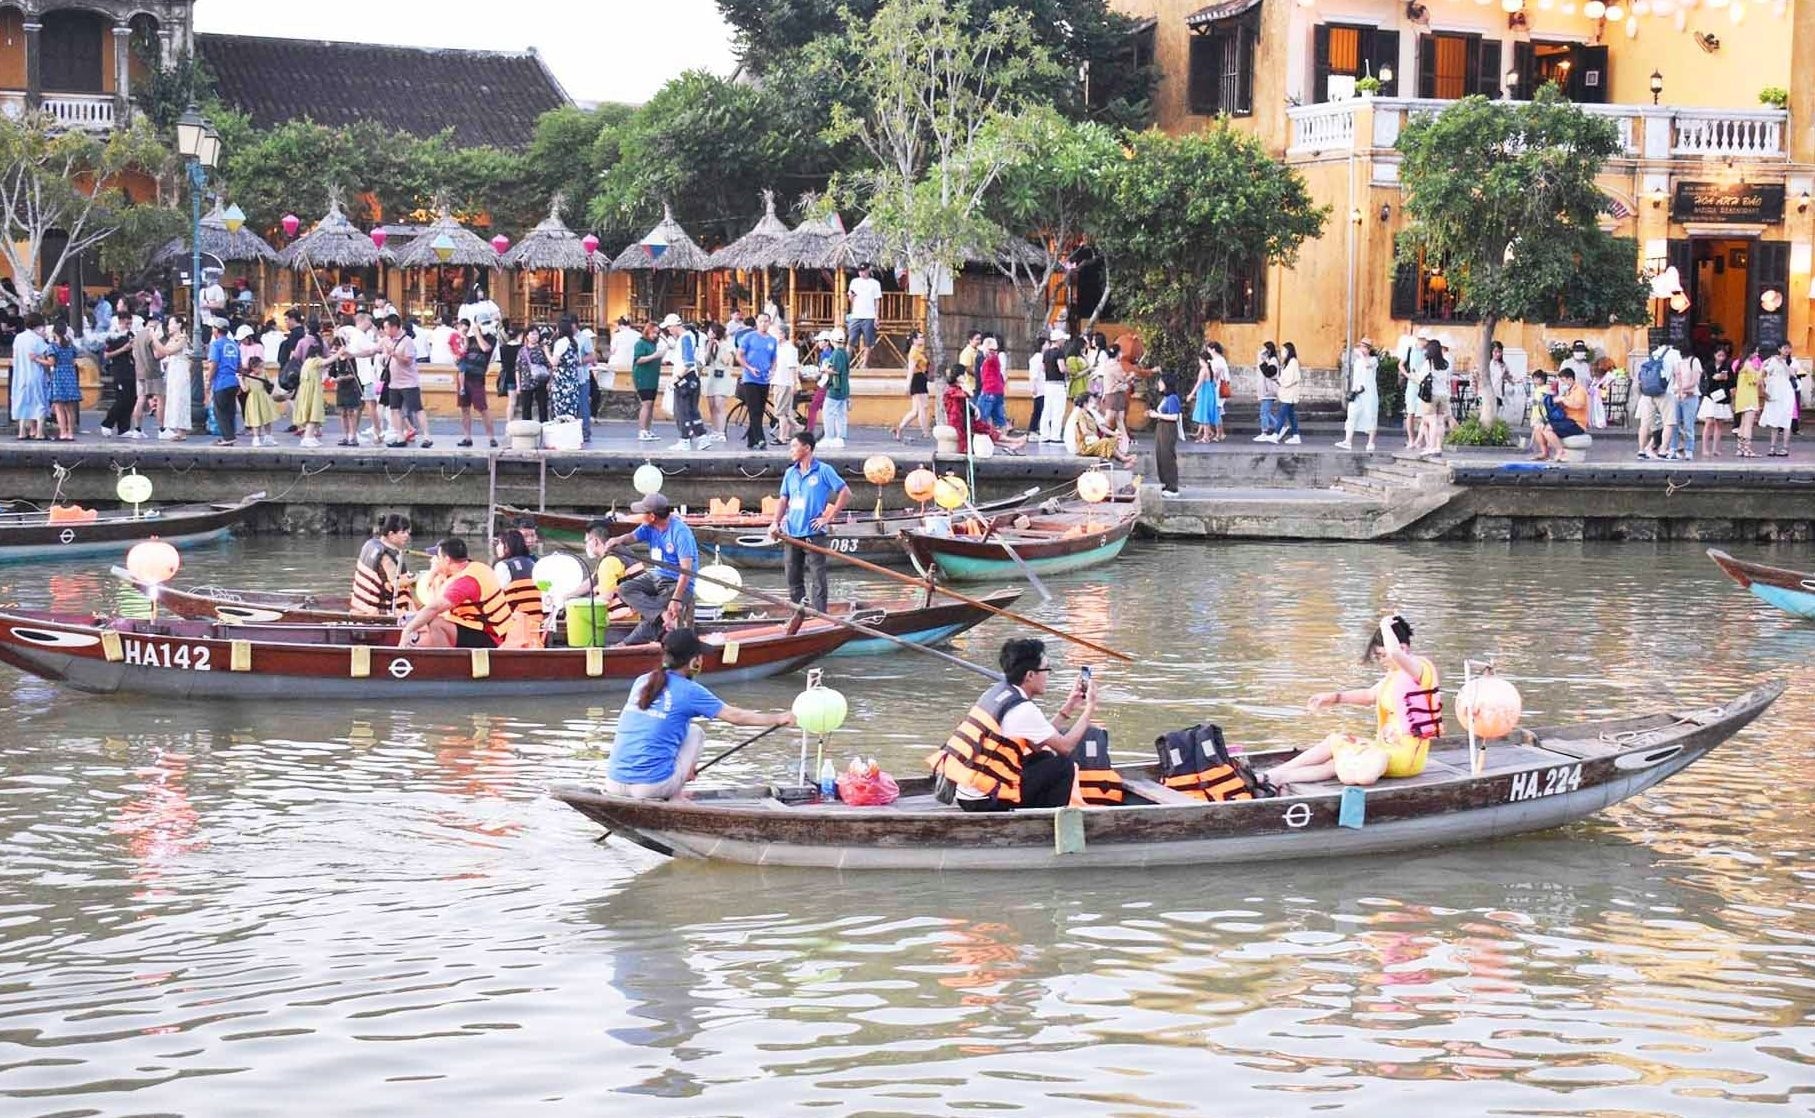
551, 682, 1782, 870
1707, 548, 1815, 620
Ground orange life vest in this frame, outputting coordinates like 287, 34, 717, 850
1156, 724, 1257, 802
930, 682, 1038, 806
1072, 727, 1124, 806
444, 560, 513, 638
351, 537, 408, 615
495, 554, 545, 625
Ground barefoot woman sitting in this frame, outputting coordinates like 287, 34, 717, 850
1268, 615, 1443, 788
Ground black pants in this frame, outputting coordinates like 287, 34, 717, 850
957, 751, 1078, 812
102, 368, 136, 433
213, 386, 239, 442
1028, 393, 1044, 436
674, 376, 708, 442
616, 573, 677, 644
1155, 417, 1179, 491
783, 537, 829, 612
737, 381, 770, 448
518, 382, 549, 422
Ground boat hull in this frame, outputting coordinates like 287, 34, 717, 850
1708, 548, 1815, 620
552, 684, 1782, 870
0, 497, 261, 563
901, 510, 1138, 582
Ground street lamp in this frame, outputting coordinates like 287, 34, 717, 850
1649, 69, 1664, 104
174, 103, 220, 418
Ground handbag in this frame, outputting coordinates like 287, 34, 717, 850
1217, 379, 1232, 400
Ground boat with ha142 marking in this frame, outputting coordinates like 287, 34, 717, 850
1707, 548, 1815, 620
551, 682, 1782, 870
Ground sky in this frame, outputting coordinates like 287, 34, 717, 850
194, 0, 740, 106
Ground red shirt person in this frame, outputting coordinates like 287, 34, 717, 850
397, 536, 515, 649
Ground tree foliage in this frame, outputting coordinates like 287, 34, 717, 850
1396, 84, 1649, 424
0, 114, 174, 311
1093, 126, 1327, 373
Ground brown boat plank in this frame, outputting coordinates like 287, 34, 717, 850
1122, 778, 1200, 806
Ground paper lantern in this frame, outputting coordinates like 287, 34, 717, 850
126, 539, 180, 585
633, 463, 664, 496
491, 234, 511, 255
532, 553, 585, 600
1076, 471, 1111, 503
904, 467, 937, 503
792, 684, 848, 735
932, 475, 969, 511
581, 233, 600, 256
1457, 675, 1523, 740
281, 213, 300, 238
116, 473, 153, 505
370, 228, 388, 251
863, 455, 897, 485
431, 232, 457, 263
696, 562, 742, 607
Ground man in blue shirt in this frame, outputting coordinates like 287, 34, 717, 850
735, 311, 778, 450
768, 429, 850, 611
205, 322, 243, 446
595, 493, 699, 646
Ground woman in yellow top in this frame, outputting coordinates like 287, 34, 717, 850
893, 329, 931, 440
1732, 346, 1764, 459
1267, 615, 1443, 788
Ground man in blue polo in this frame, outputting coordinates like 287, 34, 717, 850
768, 430, 849, 612
735, 311, 778, 450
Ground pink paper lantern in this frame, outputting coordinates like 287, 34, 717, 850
491, 233, 511, 255
370, 228, 387, 250
126, 539, 181, 585
280, 213, 300, 238
581, 233, 600, 256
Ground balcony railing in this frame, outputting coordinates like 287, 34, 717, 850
1288, 98, 1787, 161
43, 94, 114, 131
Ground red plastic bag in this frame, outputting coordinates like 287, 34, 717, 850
835, 769, 900, 806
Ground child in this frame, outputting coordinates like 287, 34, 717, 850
328, 338, 363, 446
239, 355, 278, 447
1154, 373, 1183, 497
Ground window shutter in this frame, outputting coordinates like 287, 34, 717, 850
1372, 30, 1400, 95
1417, 35, 1437, 99
1314, 24, 1332, 103
1512, 42, 1533, 100
1476, 40, 1502, 98
1236, 24, 1255, 113
1391, 263, 1420, 320
1571, 45, 1609, 104
1188, 34, 1217, 114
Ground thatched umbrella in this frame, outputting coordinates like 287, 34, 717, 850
708, 190, 793, 320
151, 200, 278, 267
389, 210, 502, 322
611, 204, 712, 323
500, 196, 609, 326
815, 214, 894, 272
276, 197, 389, 270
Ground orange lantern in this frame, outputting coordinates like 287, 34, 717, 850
1076, 471, 1111, 503
1457, 675, 1523, 739
904, 467, 937, 503
864, 455, 897, 486
126, 539, 181, 585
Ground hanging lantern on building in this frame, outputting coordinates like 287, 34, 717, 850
581, 233, 600, 256
431, 232, 457, 264
491, 234, 511, 255
221, 204, 246, 234
281, 213, 301, 238
370, 228, 388, 251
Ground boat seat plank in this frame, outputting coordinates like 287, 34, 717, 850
1122, 778, 1201, 806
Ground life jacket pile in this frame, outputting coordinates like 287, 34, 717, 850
1156, 723, 1278, 802
351, 538, 410, 614
930, 682, 1038, 806
1072, 727, 1124, 806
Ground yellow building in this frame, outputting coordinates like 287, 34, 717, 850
1114, 0, 1813, 376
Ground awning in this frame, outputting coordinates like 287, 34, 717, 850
1186, 0, 1261, 28
1126, 16, 1157, 35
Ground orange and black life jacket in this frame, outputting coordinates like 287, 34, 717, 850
445, 560, 514, 638
1156, 724, 1272, 802
930, 682, 1038, 806
351, 537, 408, 615
1073, 727, 1124, 806
496, 554, 544, 624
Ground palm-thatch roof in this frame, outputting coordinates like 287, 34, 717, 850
500, 196, 609, 273
770, 211, 844, 269
276, 198, 391, 270
390, 211, 502, 269
815, 214, 895, 271
151, 201, 280, 267
610, 204, 713, 271
987, 236, 1049, 269
708, 190, 793, 271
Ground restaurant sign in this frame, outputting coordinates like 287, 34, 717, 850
1671, 181, 1785, 224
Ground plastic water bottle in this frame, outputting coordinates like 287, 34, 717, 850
819, 759, 838, 801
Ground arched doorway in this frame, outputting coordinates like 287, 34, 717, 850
41, 9, 106, 94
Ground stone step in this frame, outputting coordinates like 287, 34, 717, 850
1333, 475, 1395, 499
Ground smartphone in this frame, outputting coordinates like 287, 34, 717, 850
1077, 665, 1093, 689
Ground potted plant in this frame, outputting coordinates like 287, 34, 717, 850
1355, 76, 1383, 97
1759, 86, 1789, 110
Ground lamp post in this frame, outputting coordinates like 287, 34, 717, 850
174, 103, 220, 416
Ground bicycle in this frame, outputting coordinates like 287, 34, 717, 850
725, 386, 814, 443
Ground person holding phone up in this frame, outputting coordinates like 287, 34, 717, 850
930, 638, 1100, 812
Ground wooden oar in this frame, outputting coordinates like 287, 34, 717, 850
695, 722, 787, 774
781, 534, 1135, 663
615, 549, 1003, 682
967, 501, 1050, 601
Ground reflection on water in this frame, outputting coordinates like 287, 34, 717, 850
0, 537, 1809, 1115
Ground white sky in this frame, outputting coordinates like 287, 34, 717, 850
193, 0, 740, 106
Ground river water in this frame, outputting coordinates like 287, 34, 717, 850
0, 538, 1809, 1116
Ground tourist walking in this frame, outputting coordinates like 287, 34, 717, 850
9, 313, 47, 439
205, 321, 242, 446
894, 328, 931, 441
156, 316, 191, 440
456, 316, 496, 448
846, 262, 882, 368
666, 314, 709, 451
46, 320, 81, 441
549, 316, 584, 428
1253, 341, 1280, 442
326, 337, 362, 446
768, 430, 850, 613
515, 326, 552, 423
129, 320, 163, 440
1588, 362, 1610, 430
380, 314, 431, 448
1034, 329, 1067, 444
1699, 343, 1734, 457
1154, 372, 1183, 497
1187, 344, 1222, 442
496, 320, 522, 419
1336, 338, 1379, 452
821, 328, 852, 448
1668, 344, 1701, 460
974, 336, 1008, 431
1268, 342, 1304, 446
1634, 345, 1677, 461
735, 312, 778, 451
1760, 342, 1795, 456
626, 320, 663, 439
99, 313, 136, 437
1100, 342, 1130, 433
771, 322, 799, 444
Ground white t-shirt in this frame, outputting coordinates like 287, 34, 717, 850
848, 276, 882, 320
430, 324, 459, 365
465, 297, 501, 330
609, 327, 639, 371
338, 324, 378, 383
773, 338, 799, 388
260, 329, 285, 359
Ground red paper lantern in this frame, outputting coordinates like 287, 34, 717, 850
280, 213, 300, 238
370, 228, 387, 250
491, 234, 510, 255
581, 233, 600, 256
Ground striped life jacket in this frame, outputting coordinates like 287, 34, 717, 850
1072, 727, 1124, 806
350, 537, 407, 615
930, 682, 1038, 806
445, 560, 514, 639
1156, 724, 1270, 802
495, 554, 544, 625
1378, 657, 1442, 743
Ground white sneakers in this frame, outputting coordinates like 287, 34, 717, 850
1333, 440, 1353, 450
122, 430, 146, 440
299, 436, 322, 448
668, 439, 694, 451
1253, 432, 1279, 443
637, 430, 658, 441
1283, 435, 1302, 445
822, 437, 846, 449
100, 427, 116, 438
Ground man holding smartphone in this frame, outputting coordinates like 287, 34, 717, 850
932, 638, 1100, 812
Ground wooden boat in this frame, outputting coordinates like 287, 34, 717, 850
0, 493, 262, 563
0, 608, 854, 699
551, 682, 1783, 870
1707, 548, 1815, 620
899, 504, 1138, 582
111, 566, 1020, 657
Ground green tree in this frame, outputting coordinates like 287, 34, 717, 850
1396, 84, 1649, 426
1094, 125, 1326, 374
829, 0, 1056, 363
521, 104, 633, 233
0, 114, 174, 312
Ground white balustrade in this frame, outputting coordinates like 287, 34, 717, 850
1287, 101, 1358, 154
1672, 109, 1786, 159
41, 94, 114, 131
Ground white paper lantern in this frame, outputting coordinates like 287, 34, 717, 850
532, 553, 585, 599
632, 463, 663, 495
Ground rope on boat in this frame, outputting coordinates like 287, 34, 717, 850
1598, 706, 1724, 745
439, 464, 470, 483
49, 462, 71, 506
549, 464, 583, 481
384, 462, 417, 484
1664, 475, 1691, 497
738, 464, 772, 479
